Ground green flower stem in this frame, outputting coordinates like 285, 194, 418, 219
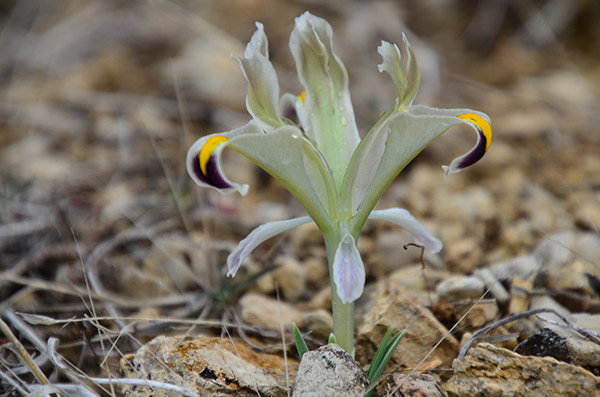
324, 232, 355, 354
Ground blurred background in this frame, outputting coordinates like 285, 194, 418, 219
0, 0, 599, 390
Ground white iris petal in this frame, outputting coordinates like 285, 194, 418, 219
226, 217, 312, 277
369, 208, 442, 253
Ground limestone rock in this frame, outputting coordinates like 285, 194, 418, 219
120, 335, 297, 396
445, 343, 600, 397
356, 288, 459, 370
291, 344, 369, 397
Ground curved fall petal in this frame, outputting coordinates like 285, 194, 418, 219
332, 233, 365, 304
350, 105, 492, 232
226, 216, 312, 277
442, 112, 492, 176
368, 208, 442, 253
289, 11, 360, 186
234, 22, 283, 130
186, 122, 262, 196
228, 125, 333, 232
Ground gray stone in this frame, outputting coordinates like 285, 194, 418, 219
302, 309, 333, 341
488, 254, 540, 283
533, 230, 575, 269
393, 373, 447, 397
436, 275, 486, 302
291, 344, 369, 397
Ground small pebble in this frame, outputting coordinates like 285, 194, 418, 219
436, 276, 486, 302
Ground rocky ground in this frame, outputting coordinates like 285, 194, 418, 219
1, 1, 599, 396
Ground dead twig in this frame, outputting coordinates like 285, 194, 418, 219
0, 317, 50, 385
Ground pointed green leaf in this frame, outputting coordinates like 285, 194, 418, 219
328, 333, 337, 344
366, 328, 406, 397
292, 323, 309, 358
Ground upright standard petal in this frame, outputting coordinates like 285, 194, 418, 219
350, 105, 492, 233
226, 217, 312, 277
234, 22, 284, 130
377, 37, 420, 109
332, 233, 365, 304
186, 122, 262, 196
289, 12, 360, 187
369, 208, 442, 253
341, 38, 420, 214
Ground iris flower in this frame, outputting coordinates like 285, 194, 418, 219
186, 12, 491, 352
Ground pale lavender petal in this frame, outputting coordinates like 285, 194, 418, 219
332, 234, 365, 303
369, 208, 442, 253
226, 217, 312, 277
